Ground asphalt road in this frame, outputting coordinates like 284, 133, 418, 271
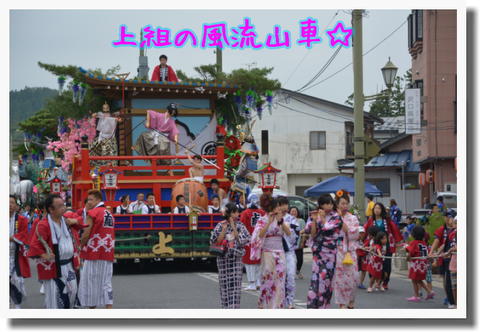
18, 253, 450, 309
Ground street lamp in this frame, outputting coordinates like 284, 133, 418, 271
364, 57, 398, 102
381, 57, 398, 89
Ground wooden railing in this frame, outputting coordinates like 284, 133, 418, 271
73, 145, 225, 182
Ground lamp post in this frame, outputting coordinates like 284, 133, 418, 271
352, 9, 397, 222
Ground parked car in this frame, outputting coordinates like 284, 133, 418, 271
251, 188, 317, 221
251, 188, 289, 197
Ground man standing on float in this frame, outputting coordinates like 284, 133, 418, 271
132, 103, 179, 176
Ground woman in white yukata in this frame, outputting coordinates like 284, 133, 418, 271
251, 193, 291, 309
332, 189, 360, 309
278, 196, 299, 309
210, 203, 251, 309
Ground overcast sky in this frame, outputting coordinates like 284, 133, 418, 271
9, 9, 414, 110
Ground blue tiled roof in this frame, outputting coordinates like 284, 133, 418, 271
79, 67, 239, 88
338, 150, 420, 173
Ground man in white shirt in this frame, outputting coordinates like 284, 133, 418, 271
142, 193, 160, 214
129, 192, 145, 213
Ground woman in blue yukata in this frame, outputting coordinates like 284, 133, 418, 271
210, 203, 251, 309
303, 193, 347, 309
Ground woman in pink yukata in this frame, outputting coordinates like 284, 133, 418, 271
250, 193, 292, 309
304, 193, 347, 309
332, 189, 359, 309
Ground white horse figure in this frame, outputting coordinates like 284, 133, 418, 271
10, 163, 21, 196
20, 179, 34, 205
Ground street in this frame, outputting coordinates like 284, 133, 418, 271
18, 252, 449, 310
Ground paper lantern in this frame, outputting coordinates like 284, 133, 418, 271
426, 169, 435, 184
418, 173, 426, 187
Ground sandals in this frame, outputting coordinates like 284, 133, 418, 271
347, 306, 354, 309
296, 271, 303, 279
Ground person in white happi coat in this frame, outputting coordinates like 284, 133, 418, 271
78, 189, 116, 309
9, 195, 31, 309
28, 194, 84, 309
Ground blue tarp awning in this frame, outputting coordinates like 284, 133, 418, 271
303, 175, 383, 197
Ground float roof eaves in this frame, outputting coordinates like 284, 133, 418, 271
79, 67, 241, 91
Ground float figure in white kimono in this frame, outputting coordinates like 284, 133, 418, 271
89, 102, 121, 167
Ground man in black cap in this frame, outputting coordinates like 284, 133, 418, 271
151, 55, 179, 82
132, 103, 180, 176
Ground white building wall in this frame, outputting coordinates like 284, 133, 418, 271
363, 169, 421, 215
251, 92, 354, 195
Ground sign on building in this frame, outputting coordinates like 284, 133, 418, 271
405, 88, 421, 134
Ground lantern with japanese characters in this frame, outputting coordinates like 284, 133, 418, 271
46, 174, 66, 195
426, 169, 435, 184
99, 167, 123, 190
99, 167, 123, 205
254, 162, 281, 194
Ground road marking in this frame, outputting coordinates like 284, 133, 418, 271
195, 272, 306, 308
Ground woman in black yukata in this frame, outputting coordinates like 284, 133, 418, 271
210, 203, 251, 309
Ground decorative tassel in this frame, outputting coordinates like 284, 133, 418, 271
58, 76, 66, 95
79, 83, 87, 105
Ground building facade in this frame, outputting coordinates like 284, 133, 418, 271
408, 10, 457, 202
250, 88, 383, 197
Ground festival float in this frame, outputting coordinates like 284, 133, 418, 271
68, 67, 265, 270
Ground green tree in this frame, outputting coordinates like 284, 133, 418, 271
344, 69, 412, 117
38, 62, 121, 120
9, 87, 58, 140
177, 64, 281, 134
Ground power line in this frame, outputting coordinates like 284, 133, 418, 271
276, 102, 457, 132
300, 17, 409, 93
282, 10, 341, 88
296, 46, 342, 93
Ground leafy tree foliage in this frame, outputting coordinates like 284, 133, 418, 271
178, 64, 281, 134
344, 69, 412, 117
38, 62, 121, 120
10, 87, 58, 140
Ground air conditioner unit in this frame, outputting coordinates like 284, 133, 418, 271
444, 183, 457, 193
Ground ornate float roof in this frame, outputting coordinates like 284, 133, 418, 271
80, 67, 241, 95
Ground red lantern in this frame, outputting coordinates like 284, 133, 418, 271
46, 169, 66, 194
426, 169, 435, 184
254, 162, 281, 194
418, 173, 426, 187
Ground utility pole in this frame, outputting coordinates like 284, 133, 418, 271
353, 9, 366, 223
216, 29, 222, 74
402, 161, 407, 213
216, 46, 222, 73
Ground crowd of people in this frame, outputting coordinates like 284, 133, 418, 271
9, 188, 458, 310
9, 190, 115, 309
209, 190, 459, 309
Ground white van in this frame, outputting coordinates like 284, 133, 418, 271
436, 192, 457, 210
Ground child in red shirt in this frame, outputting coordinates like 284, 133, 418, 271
356, 226, 368, 289
406, 226, 435, 302
367, 231, 387, 293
